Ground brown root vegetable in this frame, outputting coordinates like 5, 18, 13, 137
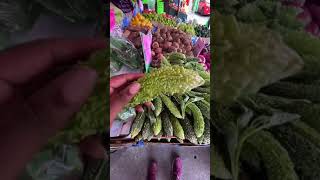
186, 45, 192, 51
158, 37, 164, 43
155, 48, 162, 54
186, 51, 194, 56
152, 42, 160, 49
173, 42, 179, 48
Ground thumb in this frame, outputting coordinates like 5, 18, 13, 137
110, 82, 140, 124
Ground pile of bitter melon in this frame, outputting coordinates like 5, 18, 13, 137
211, 8, 320, 180
129, 53, 211, 145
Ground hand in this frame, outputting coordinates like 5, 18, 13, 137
0, 38, 106, 179
110, 74, 144, 126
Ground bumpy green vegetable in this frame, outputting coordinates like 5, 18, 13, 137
152, 115, 162, 136
156, 129, 163, 141
271, 122, 320, 180
261, 81, 320, 103
202, 118, 210, 145
187, 103, 205, 137
142, 120, 153, 141
147, 108, 157, 125
129, 65, 204, 106
180, 116, 197, 144
246, 131, 298, 180
196, 100, 210, 120
153, 97, 163, 117
197, 135, 204, 144
170, 114, 185, 140
130, 111, 146, 138
161, 95, 183, 119
135, 133, 143, 142
251, 93, 320, 132
161, 110, 173, 142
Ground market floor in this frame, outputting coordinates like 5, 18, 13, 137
110, 144, 210, 180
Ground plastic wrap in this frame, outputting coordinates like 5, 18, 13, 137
117, 107, 136, 122
110, 36, 142, 73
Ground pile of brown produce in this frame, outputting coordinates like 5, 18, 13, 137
151, 26, 193, 67
123, 26, 149, 49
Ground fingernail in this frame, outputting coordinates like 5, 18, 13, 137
129, 83, 140, 95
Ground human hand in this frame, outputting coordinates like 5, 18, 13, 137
110, 73, 144, 126
0, 38, 106, 179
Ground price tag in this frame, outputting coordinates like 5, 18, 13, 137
111, 0, 134, 13
141, 31, 153, 73
193, 38, 205, 57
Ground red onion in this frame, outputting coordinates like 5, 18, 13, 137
305, 21, 319, 36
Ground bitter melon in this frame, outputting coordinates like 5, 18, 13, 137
129, 65, 205, 106
142, 119, 153, 141
202, 118, 210, 145
161, 110, 173, 142
261, 81, 320, 103
195, 100, 210, 120
170, 114, 185, 140
147, 108, 157, 125
187, 103, 205, 138
156, 129, 163, 141
153, 97, 163, 117
245, 131, 298, 180
161, 95, 183, 119
197, 135, 204, 144
152, 115, 162, 136
180, 116, 197, 144
271, 122, 320, 180
130, 111, 146, 138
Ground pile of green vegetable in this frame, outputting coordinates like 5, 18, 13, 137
195, 24, 210, 37
143, 13, 177, 27
177, 23, 196, 36
212, 2, 320, 179
129, 53, 211, 145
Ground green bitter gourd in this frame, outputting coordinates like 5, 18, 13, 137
187, 103, 205, 138
129, 65, 205, 106
170, 114, 185, 140
161, 95, 183, 119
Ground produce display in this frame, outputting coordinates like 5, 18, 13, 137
177, 23, 196, 35
212, 1, 320, 179
110, 2, 211, 146
195, 24, 210, 37
130, 13, 153, 29
151, 26, 194, 67
128, 53, 211, 145
143, 12, 177, 27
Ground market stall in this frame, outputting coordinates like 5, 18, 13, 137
110, 1, 211, 149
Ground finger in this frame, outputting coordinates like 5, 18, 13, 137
110, 73, 144, 94
135, 105, 144, 112
79, 135, 106, 159
110, 82, 141, 124
144, 102, 155, 110
27, 66, 97, 136
0, 38, 106, 84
